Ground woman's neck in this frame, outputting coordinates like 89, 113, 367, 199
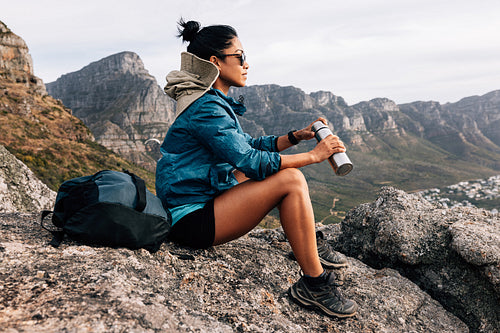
212, 80, 229, 95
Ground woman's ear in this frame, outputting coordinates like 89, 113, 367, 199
210, 55, 221, 69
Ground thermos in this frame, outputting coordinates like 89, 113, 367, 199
311, 121, 353, 176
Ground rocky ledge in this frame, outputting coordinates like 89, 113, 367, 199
1, 213, 467, 333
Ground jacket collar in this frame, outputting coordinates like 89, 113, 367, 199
164, 52, 220, 117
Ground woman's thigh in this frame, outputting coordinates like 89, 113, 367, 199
213, 168, 307, 245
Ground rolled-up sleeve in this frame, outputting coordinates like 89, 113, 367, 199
189, 100, 281, 180
244, 133, 279, 152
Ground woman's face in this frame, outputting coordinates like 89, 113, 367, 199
211, 37, 249, 94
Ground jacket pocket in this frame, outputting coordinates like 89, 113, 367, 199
209, 163, 236, 191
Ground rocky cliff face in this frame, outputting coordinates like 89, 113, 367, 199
446, 91, 500, 148
399, 91, 500, 163
0, 21, 45, 95
46, 52, 176, 172
230, 85, 350, 138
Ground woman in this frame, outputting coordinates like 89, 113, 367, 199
156, 19, 357, 318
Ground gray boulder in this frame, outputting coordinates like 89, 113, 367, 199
0, 145, 55, 213
337, 186, 499, 332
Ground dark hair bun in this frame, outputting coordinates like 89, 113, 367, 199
177, 19, 201, 42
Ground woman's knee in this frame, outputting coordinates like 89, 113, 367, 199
276, 168, 308, 190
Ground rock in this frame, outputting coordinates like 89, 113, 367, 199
0, 20, 46, 95
0, 145, 56, 213
0, 213, 467, 332
338, 186, 499, 332
450, 215, 500, 290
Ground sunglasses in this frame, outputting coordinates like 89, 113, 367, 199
219, 52, 246, 66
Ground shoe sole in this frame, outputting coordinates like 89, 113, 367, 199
289, 252, 349, 269
319, 257, 348, 269
288, 286, 357, 318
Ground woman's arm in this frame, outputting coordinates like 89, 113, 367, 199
236, 117, 346, 173
191, 100, 281, 180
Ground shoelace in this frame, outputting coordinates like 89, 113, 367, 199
319, 238, 334, 253
323, 273, 347, 302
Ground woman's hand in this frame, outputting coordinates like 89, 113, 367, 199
310, 134, 346, 163
293, 117, 328, 142
279, 133, 345, 169
277, 117, 335, 153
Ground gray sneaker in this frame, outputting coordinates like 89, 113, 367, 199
288, 231, 348, 269
289, 271, 357, 318
316, 231, 348, 269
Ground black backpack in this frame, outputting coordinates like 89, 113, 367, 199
42, 170, 171, 253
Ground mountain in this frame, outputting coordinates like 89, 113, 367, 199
0, 20, 155, 191
46, 52, 176, 172
399, 92, 500, 161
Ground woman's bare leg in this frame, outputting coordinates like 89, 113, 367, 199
213, 168, 323, 277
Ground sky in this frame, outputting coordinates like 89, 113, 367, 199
2, 0, 500, 105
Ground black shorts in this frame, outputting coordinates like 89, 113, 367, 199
167, 199, 215, 249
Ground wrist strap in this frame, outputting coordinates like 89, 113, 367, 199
288, 130, 299, 145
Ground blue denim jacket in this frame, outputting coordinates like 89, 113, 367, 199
156, 88, 281, 208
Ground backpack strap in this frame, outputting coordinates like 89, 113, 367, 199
123, 170, 147, 212
41, 210, 65, 248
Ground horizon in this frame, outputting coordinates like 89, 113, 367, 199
2, 0, 500, 105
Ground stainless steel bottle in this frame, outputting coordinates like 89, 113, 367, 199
311, 121, 353, 176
